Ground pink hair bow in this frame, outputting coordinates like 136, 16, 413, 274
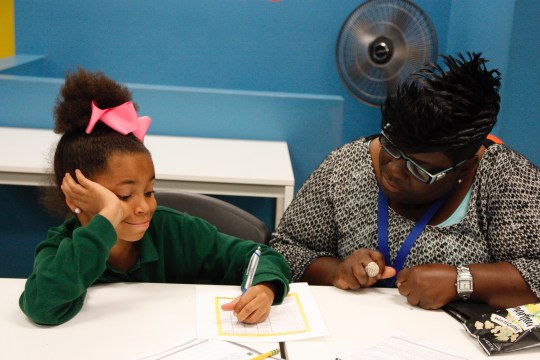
86, 101, 152, 142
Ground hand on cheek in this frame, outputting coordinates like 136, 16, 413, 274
62, 169, 125, 227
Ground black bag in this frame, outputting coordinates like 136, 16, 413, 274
443, 302, 540, 355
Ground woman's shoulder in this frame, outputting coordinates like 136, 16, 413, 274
476, 144, 540, 192
480, 143, 539, 174
322, 136, 371, 169
332, 136, 370, 155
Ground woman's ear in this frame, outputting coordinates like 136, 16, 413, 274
457, 155, 479, 177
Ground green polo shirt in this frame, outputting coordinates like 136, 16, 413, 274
19, 206, 290, 325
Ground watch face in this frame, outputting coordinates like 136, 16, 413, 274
459, 280, 473, 291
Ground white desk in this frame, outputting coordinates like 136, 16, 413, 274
284, 286, 540, 359
0, 126, 294, 225
3, 279, 539, 359
1, 279, 281, 360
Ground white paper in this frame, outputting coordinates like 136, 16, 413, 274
196, 282, 328, 342
137, 338, 278, 360
336, 334, 470, 360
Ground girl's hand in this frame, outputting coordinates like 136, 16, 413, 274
61, 169, 125, 227
220, 283, 276, 324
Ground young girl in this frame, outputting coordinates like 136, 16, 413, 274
19, 68, 291, 326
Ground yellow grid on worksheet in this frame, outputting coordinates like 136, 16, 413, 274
215, 292, 311, 337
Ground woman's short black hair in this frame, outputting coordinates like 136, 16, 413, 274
381, 52, 501, 164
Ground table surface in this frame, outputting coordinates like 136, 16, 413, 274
3, 279, 538, 360
0, 126, 295, 223
0, 278, 280, 360
284, 286, 540, 359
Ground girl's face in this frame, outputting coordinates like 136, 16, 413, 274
93, 151, 157, 242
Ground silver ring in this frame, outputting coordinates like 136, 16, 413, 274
365, 261, 379, 277
74, 208, 81, 214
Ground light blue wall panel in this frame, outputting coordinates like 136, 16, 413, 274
0, 74, 344, 192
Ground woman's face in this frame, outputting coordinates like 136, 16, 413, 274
378, 144, 460, 207
93, 151, 157, 242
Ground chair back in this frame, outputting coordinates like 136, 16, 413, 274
486, 133, 503, 144
155, 191, 270, 244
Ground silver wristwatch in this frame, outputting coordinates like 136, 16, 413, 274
456, 265, 473, 300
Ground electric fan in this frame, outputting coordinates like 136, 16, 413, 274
336, 0, 437, 107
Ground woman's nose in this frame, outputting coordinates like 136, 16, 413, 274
386, 158, 409, 180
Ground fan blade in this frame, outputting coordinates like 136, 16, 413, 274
386, 1, 411, 32
336, 0, 438, 106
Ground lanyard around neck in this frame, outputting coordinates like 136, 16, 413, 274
377, 187, 446, 284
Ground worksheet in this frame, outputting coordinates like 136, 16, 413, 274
196, 282, 328, 342
335, 334, 470, 360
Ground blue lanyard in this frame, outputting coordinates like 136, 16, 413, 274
377, 187, 446, 285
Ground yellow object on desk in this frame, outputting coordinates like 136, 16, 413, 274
249, 348, 280, 360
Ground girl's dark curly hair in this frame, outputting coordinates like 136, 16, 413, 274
381, 52, 501, 164
41, 67, 150, 218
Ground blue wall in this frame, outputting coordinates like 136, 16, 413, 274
5, 0, 452, 141
445, 0, 515, 138
497, 0, 540, 165
1, 0, 539, 277
445, 0, 540, 166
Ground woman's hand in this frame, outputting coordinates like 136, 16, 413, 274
220, 283, 276, 324
61, 169, 125, 227
332, 249, 396, 290
396, 264, 457, 309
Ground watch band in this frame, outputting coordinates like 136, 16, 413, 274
456, 265, 473, 300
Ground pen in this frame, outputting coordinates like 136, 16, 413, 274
249, 348, 280, 360
242, 246, 261, 293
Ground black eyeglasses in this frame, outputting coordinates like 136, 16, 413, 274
379, 132, 465, 184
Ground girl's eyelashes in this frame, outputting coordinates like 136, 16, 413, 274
116, 191, 154, 201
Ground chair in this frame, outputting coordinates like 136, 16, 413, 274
487, 133, 503, 144
154, 191, 271, 244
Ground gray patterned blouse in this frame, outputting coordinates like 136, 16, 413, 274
270, 137, 540, 297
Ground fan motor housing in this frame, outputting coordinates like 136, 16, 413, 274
369, 37, 394, 65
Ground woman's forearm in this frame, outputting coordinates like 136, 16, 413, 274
301, 257, 339, 285
470, 261, 538, 308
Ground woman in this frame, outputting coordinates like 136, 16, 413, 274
270, 53, 540, 310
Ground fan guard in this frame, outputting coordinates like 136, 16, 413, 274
336, 0, 438, 107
